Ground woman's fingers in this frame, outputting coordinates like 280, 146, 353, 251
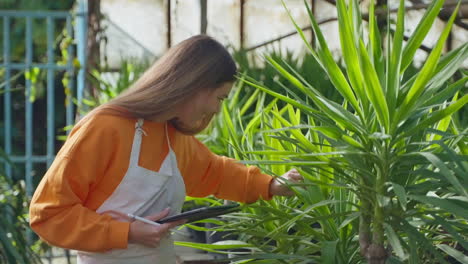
145, 208, 171, 221
128, 208, 185, 248
287, 169, 303, 182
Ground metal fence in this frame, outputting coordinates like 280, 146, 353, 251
1, 2, 87, 263
0, 4, 86, 195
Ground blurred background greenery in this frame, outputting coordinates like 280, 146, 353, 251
1, 0, 467, 263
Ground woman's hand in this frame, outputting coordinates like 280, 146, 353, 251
269, 169, 304, 197
128, 208, 185, 248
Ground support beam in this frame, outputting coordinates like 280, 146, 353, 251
240, 0, 245, 49
200, 0, 208, 34
167, 0, 172, 49
75, 0, 87, 110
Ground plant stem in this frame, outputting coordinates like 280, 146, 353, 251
359, 185, 371, 257
367, 144, 389, 263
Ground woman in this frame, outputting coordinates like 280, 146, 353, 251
29, 35, 303, 263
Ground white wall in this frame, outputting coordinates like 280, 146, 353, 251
100, 0, 467, 69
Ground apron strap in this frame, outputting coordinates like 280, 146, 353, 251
165, 122, 173, 151
129, 118, 145, 165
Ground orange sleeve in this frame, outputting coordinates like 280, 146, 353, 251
29, 116, 130, 252
180, 136, 273, 203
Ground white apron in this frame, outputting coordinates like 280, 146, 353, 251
77, 119, 186, 264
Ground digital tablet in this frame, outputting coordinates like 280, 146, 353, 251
156, 204, 241, 224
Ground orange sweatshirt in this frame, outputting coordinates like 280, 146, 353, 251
29, 113, 273, 252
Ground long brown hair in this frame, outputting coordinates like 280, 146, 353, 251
81, 35, 237, 134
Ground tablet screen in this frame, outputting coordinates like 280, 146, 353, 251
156, 204, 240, 224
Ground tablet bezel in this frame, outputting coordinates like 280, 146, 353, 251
155, 204, 240, 224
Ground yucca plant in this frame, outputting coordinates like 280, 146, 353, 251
232, 0, 467, 263
200, 48, 341, 157
194, 100, 365, 263
0, 170, 42, 264
187, 70, 363, 263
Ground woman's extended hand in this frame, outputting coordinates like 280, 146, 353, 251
269, 169, 304, 197
128, 208, 185, 248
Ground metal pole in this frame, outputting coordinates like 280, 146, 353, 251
75, 0, 88, 115
200, 0, 208, 34
25, 16, 33, 199
167, 0, 172, 49
3, 16, 12, 179
46, 17, 55, 167
66, 17, 75, 127
240, 0, 245, 49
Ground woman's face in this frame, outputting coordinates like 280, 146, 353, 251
172, 82, 233, 135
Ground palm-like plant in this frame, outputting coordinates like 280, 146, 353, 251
234, 0, 467, 263
192, 69, 363, 263
0, 170, 42, 263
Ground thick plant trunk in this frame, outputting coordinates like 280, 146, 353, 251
366, 244, 387, 264
359, 198, 371, 256
359, 206, 387, 263
359, 172, 388, 263
367, 205, 387, 263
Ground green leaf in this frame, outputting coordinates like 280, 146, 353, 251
433, 215, 468, 251
175, 240, 255, 254
245, 68, 364, 136
419, 152, 468, 197
387, 0, 405, 117
0, 226, 24, 263
436, 244, 468, 264
409, 195, 468, 219
359, 39, 390, 131
240, 89, 260, 116
321, 240, 338, 264
425, 44, 468, 93
397, 2, 460, 124
423, 76, 468, 107
403, 94, 468, 138
335, 0, 367, 103
368, 0, 384, 82
282, 0, 316, 61
401, 220, 449, 264
401, 0, 445, 73
338, 211, 360, 229
226, 253, 314, 262
242, 77, 316, 114
392, 182, 407, 210
299, 0, 361, 114
265, 56, 307, 94
384, 223, 406, 260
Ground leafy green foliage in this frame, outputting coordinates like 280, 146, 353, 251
0, 169, 41, 263
81, 59, 150, 109
189, 0, 468, 263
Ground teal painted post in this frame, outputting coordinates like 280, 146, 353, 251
2, 16, 12, 178
0, 11, 70, 18
25, 17, 33, 198
46, 17, 55, 167
75, 0, 87, 116
66, 16, 75, 128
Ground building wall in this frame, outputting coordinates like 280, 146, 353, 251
100, 0, 467, 69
